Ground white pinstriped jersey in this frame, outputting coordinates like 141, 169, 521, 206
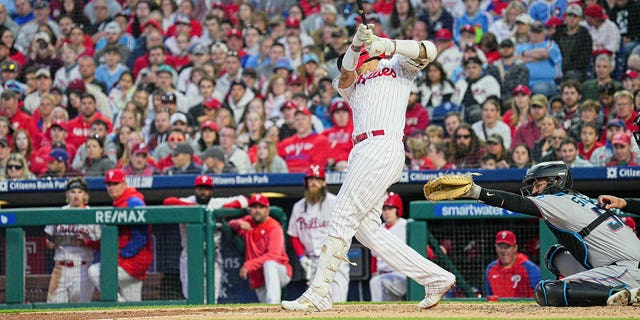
287, 193, 338, 257
45, 205, 100, 262
529, 193, 640, 267
333, 55, 422, 135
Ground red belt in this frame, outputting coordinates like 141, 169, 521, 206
58, 261, 87, 267
353, 130, 385, 145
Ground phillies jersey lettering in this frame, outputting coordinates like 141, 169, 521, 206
288, 193, 337, 257
355, 67, 397, 85
284, 142, 316, 156
72, 127, 90, 138
295, 216, 331, 231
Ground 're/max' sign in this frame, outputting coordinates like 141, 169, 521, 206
95, 209, 147, 223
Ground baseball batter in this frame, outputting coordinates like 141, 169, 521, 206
369, 192, 409, 302
461, 161, 640, 306
287, 165, 350, 302
163, 175, 248, 301
282, 24, 456, 311
45, 178, 101, 303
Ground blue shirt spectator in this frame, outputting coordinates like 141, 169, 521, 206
516, 23, 562, 96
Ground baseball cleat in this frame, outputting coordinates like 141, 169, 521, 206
628, 287, 640, 305
281, 297, 320, 311
418, 280, 456, 309
607, 289, 631, 306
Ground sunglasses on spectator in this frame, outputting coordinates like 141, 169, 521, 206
227, 51, 239, 57
168, 136, 185, 143
456, 134, 471, 140
7, 164, 22, 170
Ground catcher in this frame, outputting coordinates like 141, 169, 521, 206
424, 161, 640, 306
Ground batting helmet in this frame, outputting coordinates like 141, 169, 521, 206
383, 192, 403, 217
520, 161, 573, 196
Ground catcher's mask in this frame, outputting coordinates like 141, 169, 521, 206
520, 161, 573, 197
304, 165, 326, 188
383, 192, 403, 217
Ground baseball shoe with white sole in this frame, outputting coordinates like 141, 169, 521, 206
609, 287, 640, 306
417, 279, 456, 309
281, 297, 319, 311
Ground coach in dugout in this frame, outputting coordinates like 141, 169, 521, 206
484, 230, 541, 298
88, 169, 153, 302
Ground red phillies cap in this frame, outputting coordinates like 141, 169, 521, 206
143, 19, 162, 33
211, 1, 224, 9
330, 100, 351, 113
295, 107, 312, 116
105, 169, 126, 184
624, 69, 639, 79
495, 230, 517, 245
285, 16, 300, 28
50, 119, 67, 130
460, 24, 476, 34
227, 28, 243, 38
545, 17, 563, 27
435, 29, 452, 41
194, 174, 214, 188
383, 192, 404, 217
585, 4, 608, 20
305, 165, 326, 180
280, 100, 298, 111
513, 84, 532, 96
249, 193, 269, 207
287, 73, 302, 85
612, 132, 631, 146
204, 97, 222, 109
201, 120, 219, 131
131, 142, 149, 155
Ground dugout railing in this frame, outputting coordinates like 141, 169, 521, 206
406, 200, 557, 301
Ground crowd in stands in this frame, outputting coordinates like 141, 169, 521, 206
0, 0, 640, 181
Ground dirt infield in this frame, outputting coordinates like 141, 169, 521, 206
2, 302, 638, 320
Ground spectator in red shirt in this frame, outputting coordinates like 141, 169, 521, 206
605, 132, 640, 166
405, 84, 430, 137
485, 230, 541, 298
512, 94, 548, 150
66, 93, 113, 149
322, 100, 353, 172
0, 90, 38, 144
228, 193, 292, 304
613, 90, 638, 133
278, 107, 329, 172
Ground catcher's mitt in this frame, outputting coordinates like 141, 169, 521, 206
423, 173, 479, 201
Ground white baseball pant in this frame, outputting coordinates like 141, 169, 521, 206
369, 271, 407, 301
47, 263, 95, 303
302, 136, 455, 308
88, 263, 143, 302
180, 248, 222, 302
254, 260, 291, 304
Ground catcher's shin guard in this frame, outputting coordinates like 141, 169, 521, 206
310, 236, 355, 297
535, 280, 630, 307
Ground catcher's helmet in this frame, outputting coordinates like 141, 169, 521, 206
520, 161, 573, 196
383, 192, 403, 217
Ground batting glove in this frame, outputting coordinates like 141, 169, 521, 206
299, 256, 313, 280
366, 35, 394, 57
352, 24, 374, 47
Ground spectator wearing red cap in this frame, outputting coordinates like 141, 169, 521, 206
163, 174, 247, 301
229, 193, 292, 304
369, 191, 409, 301
552, 4, 593, 82
281, 16, 315, 50
121, 143, 159, 176
512, 94, 549, 150
623, 69, 640, 93
278, 107, 330, 172
321, 101, 354, 172
287, 165, 349, 302
605, 132, 640, 166
193, 120, 219, 157
484, 230, 541, 298
503, 84, 532, 134
433, 29, 462, 79
88, 168, 153, 302
453, 0, 492, 44
584, 4, 621, 56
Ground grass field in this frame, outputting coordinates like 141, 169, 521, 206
1, 301, 639, 320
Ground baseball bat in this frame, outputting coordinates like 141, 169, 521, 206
355, 0, 367, 26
